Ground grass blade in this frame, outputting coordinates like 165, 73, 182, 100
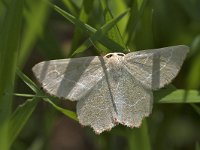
44, 98, 78, 121
54, 5, 127, 53
124, 0, 147, 45
70, 0, 94, 53
0, 0, 24, 149
62, 0, 79, 16
54, 5, 95, 34
100, 0, 127, 51
19, 0, 50, 66
190, 104, 200, 116
16, 68, 39, 93
72, 9, 130, 55
9, 98, 39, 144
155, 89, 200, 103
107, 0, 128, 34
128, 120, 151, 150
196, 142, 200, 150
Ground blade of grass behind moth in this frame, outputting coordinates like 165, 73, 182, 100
188, 35, 200, 58
196, 142, 200, 150
16, 68, 40, 93
62, 0, 79, 16
107, 0, 128, 35
100, 0, 127, 52
43, 98, 78, 121
54, 5, 95, 35
190, 104, 200, 116
19, 0, 50, 67
37, 28, 64, 59
154, 89, 200, 103
101, 9, 129, 37
70, 0, 94, 53
128, 120, 151, 150
54, 5, 126, 53
72, 9, 130, 55
186, 36, 200, 89
124, 0, 147, 45
9, 98, 39, 145
0, 0, 24, 149
134, 7, 154, 49
26, 137, 44, 150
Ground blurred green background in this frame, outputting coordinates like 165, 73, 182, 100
0, 0, 200, 150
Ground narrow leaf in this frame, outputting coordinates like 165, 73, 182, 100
100, 0, 127, 51
54, 5, 95, 34
196, 142, 200, 150
190, 104, 200, 116
70, 0, 94, 53
44, 98, 78, 121
54, 5, 126, 53
62, 0, 79, 16
124, 0, 147, 45
155, 89, 200, 103
9, 98, 39, 144
19, 0, 50, 66
107, 0, 128, 34
72, 9, 130, 55
128, 120, 151, 150
0, 0, 24, 149
16, 68, 39, 93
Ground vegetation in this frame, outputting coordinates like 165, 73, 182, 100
0, 0, 199, 149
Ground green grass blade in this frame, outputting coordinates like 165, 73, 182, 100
0, 0, 24, 149
190, 104, 200, 116
72, 9, 129, 55
70, 0, 94, 53
72, 39, 93, 55
44, 98, 78, 121
9, 98, 39, 145
100, 0, 127, 51
101, 9, 129, 34
54, 5, 126, 53
155, 89, 200, 103
108, 0, 128, 34
14, 93, 47, 98
19, 0, 50, 66
128, 120, 151, 150
62, 0, 79, 16
27, 137, 44, 150
124, 0, 147, 45
14, 93, 36, 98
196, 142, 200, 150
134, 7, 154, 49
37, 28, 63, 59
186, 47, 200, 89
54, 5, 95, 34
16, 68, 39, 93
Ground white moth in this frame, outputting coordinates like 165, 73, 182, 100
32, 45, 189, 134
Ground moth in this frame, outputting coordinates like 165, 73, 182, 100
32, 45, 189, 134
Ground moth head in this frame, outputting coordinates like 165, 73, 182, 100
104, 53, 125, 68
104, 53, 125, 59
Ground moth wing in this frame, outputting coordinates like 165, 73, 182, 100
124, 45, 189, 90
76, 76, 117, 134
106, 67, 153, 127
32, 56, 105, 101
